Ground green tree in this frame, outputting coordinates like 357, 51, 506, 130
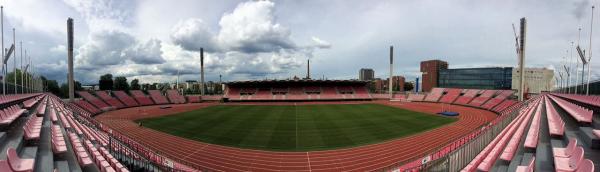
59, 80, 84, 98
99, 74, 113, 90
130, 79, 140, 90
113, 76, 129, 91
404, 82, 414, 92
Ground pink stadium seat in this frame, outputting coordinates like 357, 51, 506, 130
453, 89, 480, 105
593, 130, 600, 139
424, 88, 445, 102
95, 91, 125, 108
554, 138, 578, 158
515, 157, 534, 172
7, 148, 34, 172
77, 91, 111, 109
0, 160, 12, 172
554, 146, 584, 172
407, 93, 425, 102
166, 90, 186, 103
577, 159, 594, 172
130, 90, 155, 106
23, 116, 43, 140
468, 90, 497, 107
548, 95, 593, 123
51, 125, 68, 154
545, 96, 565, 137
439, 88, 462, 103
552, 93, 600, 108
524, 102, 542, 149
112, 91, 139, 107
148, 90, 169, 104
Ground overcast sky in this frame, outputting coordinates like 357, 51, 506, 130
0, 0, 598, 85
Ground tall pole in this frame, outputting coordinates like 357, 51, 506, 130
12, 28, 15, 94
19, 42, 22, 94
586, 6, 594, 95
200, 48, 205, 96
569, 42, 574, 93
389, 46, 393, 99
518, 18, 526, 101
67, 18, 75, 101
1, 6, 4, 95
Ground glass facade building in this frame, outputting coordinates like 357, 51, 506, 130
438, 67, 513, 90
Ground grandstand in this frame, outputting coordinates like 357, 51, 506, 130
0, 82, 599, 171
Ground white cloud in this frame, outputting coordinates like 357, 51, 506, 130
126, 39, 165, 64
170, 19, 219, 52
311, 37, 332, 49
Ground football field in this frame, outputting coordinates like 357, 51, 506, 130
137, 103, 457, 151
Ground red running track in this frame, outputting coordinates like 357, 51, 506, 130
95, 101, 497, 171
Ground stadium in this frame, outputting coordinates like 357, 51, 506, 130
1, 1, 600, 172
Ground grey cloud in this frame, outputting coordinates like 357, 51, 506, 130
126, 39, 165, 64
75, 30, 135, 69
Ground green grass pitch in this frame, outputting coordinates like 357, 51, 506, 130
137, 103, 457, 151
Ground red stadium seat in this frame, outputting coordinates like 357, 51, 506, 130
554, 146, 584, 172
553, 138, 578, 158
515, 157, 534, 172
7, 148, 35, 172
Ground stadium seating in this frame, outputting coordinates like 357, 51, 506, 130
551, 93, 600, 107
95, 91, 126, 108
524, 102, 542, 149
22, 95, 43, 109
548, 95, 593, 123
148, 90, 169, 104
166, 90, 186, 104
187, 95, 201, 103
515, 157, 534, 172
453, 89, 480, 105
23, 116, 43, 140
353, 86, 370, 99
130, 90, 155, 106
73, 100, 101, 114
438, 88, 462, 103
491, 100, 517, 113
424, 88, 445, 102
0, 105, 26, 125
77, 91, 111, 109
407, 93, 425, 101
112, 90, 139, 107
7, 148, 35, 172
553, 146, 584, 171
51, 125, 68, 154
468, 90, 497, 107
545, 96, 565, 137
553, 138, 577, 158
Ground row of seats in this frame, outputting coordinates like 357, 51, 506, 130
129, 90, 154, 106
548, 95, 593, 123
95, 91, 126, 109
552, 139, 594, 171
23, 115, 43, 141
462, 97, 539, 171
545, 96, 566, 137
77, 91, 111, 110
112, 91, 139, 107
552, 93, 600, 107
148, 90, 169, 105
166, 90, 186, 104
0, 105, 26, 125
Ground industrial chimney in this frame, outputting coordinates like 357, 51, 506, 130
67, 18, 74, 102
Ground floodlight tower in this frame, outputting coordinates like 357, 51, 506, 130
200, 48, 205, 96
517, 18, 526, 101
586, 6, 595, 95
388, 46, 393, 99
67, 18, 75, 101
